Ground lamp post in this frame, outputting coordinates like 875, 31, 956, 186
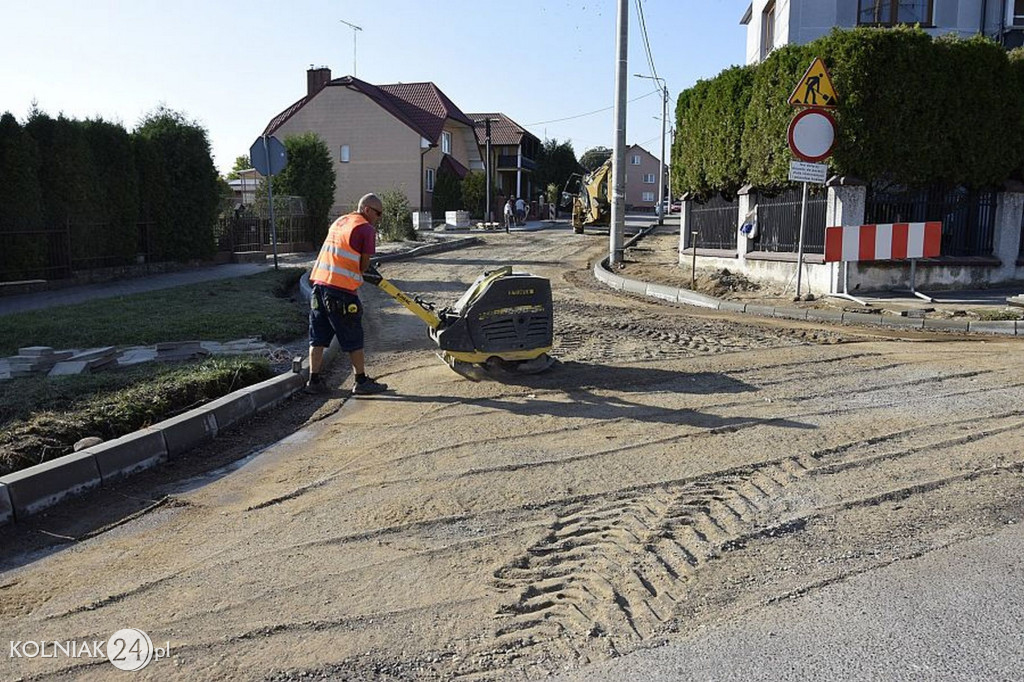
339, 19, 363, 76
475, 117, 495, 225
634, 74, 668, 226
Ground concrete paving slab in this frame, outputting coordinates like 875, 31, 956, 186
157, 409, 219, 459
69, 347, 116, 362
207, 392, 257, 431
48, 361, 90, 376
90, 428, 168, 482
18, 346, 54, 356
0, 483, 12, 527
0, 452, 102, 518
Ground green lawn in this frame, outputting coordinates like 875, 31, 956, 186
0, 268, 310, 476
0, 268, 308, 355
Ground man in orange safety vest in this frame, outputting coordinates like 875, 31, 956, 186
306, 193, 389, 395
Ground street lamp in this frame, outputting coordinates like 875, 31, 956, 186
635, 74, 668, 226
474, 118, 495, 225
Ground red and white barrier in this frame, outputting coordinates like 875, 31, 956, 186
824, 222, 942, 263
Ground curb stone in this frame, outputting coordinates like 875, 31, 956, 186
2, 452, 102, 519
91, 428, 168, 482
0, 483, 12, 525
592, 252, 1023, 339
967, 320, 1018, 335
0, 235, 482, 528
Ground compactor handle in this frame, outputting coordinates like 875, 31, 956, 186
363, 263, 383, 286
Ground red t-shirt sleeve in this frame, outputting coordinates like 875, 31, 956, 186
349, 222, 376, 256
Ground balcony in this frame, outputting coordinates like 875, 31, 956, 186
497, 155, 536, 171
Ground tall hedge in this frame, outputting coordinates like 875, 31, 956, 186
674, 27, 1024, 194
275, 131, 336, 242
134, 107, 220, 260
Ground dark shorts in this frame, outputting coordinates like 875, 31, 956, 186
309, 285, 364, 352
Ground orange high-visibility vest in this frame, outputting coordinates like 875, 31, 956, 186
309, 213, 368, 291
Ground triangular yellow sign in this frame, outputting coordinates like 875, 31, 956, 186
789, 57, 838, 108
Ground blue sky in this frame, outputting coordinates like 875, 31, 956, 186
3, 1, 749, 176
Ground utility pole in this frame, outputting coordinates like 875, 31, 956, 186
339, 19, 363, 76
475, 117, 495, 226
610, 0, 628, 266
636, 74, 668, 226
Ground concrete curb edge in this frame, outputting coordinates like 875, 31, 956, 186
592, 257, 1020, 337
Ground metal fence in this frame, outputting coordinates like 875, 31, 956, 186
755, 187, 827, 253
1, 221, 157, 283
690, 194, 739, 250
1019, 207, 1024, 259
865, 185, 996, 258
215, 214, 313, 253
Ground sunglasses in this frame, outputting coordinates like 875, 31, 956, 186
367, 206, 382, 219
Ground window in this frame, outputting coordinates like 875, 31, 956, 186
1015, 0, 1024, 26
631, 155, 641, 165
441, 131, 451, 155
425, 168, 435, 193
858, 0, 932, 26
340, 145, 350, 163
643, 173, 656, 184
642, 191, 655, 202
762, 0, 776, 59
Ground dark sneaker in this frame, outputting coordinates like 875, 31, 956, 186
304, 377, 327, 395
352, 377, 388, 395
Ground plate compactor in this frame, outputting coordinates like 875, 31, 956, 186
363, 264, 555, 380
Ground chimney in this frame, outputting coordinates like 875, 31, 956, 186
307, 66, 332, 96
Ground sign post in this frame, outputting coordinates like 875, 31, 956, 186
249, 135, 288, 269
787, 58, 838, 300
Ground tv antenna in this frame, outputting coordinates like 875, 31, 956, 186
339, 19, 363, 76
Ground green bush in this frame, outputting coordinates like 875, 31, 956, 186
377, 188, 415, 241
431, 166, 463, 219
676, 27, 1024, 193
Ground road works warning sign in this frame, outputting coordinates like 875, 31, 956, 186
789, 57, 838, 108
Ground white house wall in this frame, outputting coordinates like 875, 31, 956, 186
745, 0, 1001, 65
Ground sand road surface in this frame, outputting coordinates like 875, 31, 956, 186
3, 230, 1023, 680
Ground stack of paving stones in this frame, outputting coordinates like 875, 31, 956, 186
49, 346, 118, 376
155, 340, 209, 362
0, 339, 279, 381
3, 347, 73, 378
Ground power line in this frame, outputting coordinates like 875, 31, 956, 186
635, 0, 660, 83
525, 89, 660, 126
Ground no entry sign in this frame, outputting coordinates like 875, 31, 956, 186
787, 108, 836, 162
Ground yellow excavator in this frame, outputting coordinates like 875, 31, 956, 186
561, 159, 612, 233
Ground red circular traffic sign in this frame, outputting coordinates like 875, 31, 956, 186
787, 108, 836, 162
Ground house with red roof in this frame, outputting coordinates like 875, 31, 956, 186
466, 113, 542, 212
264, 67, 484, 218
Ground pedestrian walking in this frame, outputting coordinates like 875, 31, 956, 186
504, 198, 515, 232
306, 193, 389, 396
515, 196, 526, 226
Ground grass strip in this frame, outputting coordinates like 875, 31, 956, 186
0, 268, 307, 355
0, 356, 274, 476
